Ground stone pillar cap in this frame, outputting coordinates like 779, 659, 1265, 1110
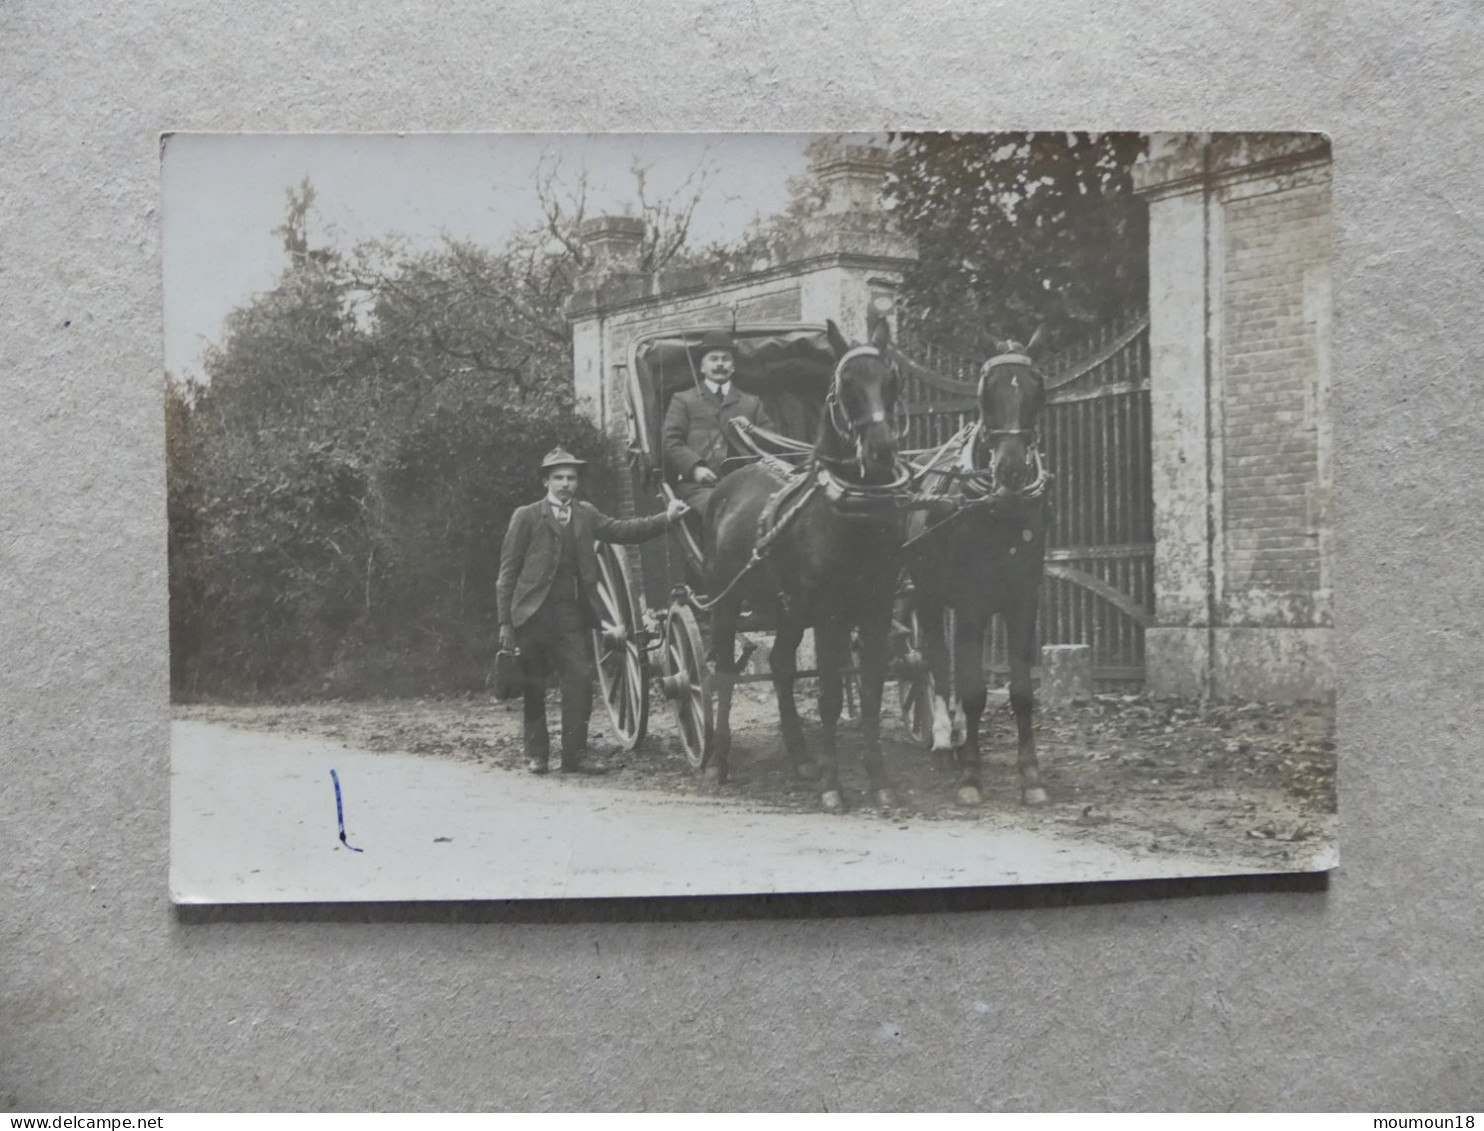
579, 214, 648, 239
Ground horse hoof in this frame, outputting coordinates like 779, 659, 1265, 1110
821, 789, 846, 813
873, 788, 896, 810
956, 784, 983, 807
1023, 786, 1048, 807
794, 761, 820, 781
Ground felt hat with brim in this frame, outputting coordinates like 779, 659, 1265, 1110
539, 447, 587, 474
690, 330, 737, 364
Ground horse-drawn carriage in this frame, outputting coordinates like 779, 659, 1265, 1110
585, 314, 1052, 810
586, 322, 921, 763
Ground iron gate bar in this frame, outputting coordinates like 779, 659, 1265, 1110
1043, 315, 1151, 392
1043, 565, 1154, 627
1045, 543, 1155, 561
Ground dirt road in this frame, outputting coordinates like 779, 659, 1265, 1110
171, 689, 1335, 902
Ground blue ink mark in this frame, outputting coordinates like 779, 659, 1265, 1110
331, 769, 364, 852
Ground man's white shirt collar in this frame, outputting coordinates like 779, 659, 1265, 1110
546, 494, 571, 514
706, 380, 731, 397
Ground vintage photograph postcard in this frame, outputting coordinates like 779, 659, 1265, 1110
165, 132, 1335, 903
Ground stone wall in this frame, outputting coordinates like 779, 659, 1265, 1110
1135, 133, 1333, 701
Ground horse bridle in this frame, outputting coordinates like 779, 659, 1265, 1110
970, 353, 1048, 494
825, 346, 905, 440
819, 345, 911, 494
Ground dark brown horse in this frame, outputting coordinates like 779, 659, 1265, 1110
704, 317, 906, 812
906, 329, 1051, 807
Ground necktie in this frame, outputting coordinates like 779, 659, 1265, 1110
555, 505, 570, 525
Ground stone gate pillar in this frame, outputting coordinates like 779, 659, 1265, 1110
570, 216, 650, 425
792, 144, 917, 342
1134, 133, 1333, 701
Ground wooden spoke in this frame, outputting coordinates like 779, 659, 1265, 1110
661, 602, 713, 769
590, 542, 648, 750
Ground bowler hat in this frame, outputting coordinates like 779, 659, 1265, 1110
539, 446, 588, 474
690, 330, 736, 364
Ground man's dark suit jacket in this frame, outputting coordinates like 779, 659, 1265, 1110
662, 384, 775, 481
497, 500, 669, 631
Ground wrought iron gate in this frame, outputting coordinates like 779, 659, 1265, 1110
897, 311, 1154, 686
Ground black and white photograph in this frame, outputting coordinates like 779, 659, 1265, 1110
165, 131, 1336, 903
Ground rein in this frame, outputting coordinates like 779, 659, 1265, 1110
690, 342, 1055, 600
900, 445, 1050, 552
688, 454, 920, 615
686, 473, 823, 613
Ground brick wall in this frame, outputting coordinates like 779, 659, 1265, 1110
1135, 132, 1333, 699
1220, 180, 1331, 626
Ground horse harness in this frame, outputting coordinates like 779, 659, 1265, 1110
688, 346, 906, 613
899, 353, 1053, 551
687, 347, 1051, 609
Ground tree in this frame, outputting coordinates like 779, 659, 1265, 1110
169, 178, 626, 700
531, 151, 715, 279
166, 374, 209, 695
273, 177, 316, 258
340, 154, 721, 412
351, 236, 574, 409
885, 132, 1149, 354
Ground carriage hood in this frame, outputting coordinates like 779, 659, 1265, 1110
627, 326, 838, 470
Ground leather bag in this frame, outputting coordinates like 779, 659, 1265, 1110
493, 648, 523, 702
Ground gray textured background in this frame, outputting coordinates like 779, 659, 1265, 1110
3, 0, 1481, 1112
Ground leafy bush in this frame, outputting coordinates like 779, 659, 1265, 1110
168, 240, 619, 701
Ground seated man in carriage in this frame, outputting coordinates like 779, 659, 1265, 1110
661, 331, 777, 522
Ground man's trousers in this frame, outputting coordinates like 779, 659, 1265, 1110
674, 478, 715, 516
514, 596, 595, 762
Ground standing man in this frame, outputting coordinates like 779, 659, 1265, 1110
498, 448, 689, 775
662, 330, 776, 517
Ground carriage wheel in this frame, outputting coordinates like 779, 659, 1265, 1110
895, 607, 934, 748
591, 542, 648, 750
658, 602, 713, 769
